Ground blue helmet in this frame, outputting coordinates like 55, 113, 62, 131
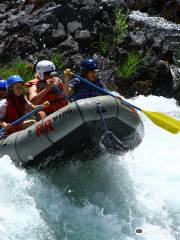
7, 75, 24, 88
80, 58, 97, 72
0, 80, 7, 89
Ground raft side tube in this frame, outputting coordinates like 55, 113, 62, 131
15, 102, 84, 164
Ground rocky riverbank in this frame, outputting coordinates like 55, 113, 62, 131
0, 0, 180, 99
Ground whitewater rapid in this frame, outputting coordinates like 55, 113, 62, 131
0, 95, 180, 240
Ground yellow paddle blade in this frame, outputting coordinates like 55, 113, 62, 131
142, 110, 180, 134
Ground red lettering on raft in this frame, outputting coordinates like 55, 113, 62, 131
36, 119, 54, 137
36, 122, 44, 137
44, 119, 54, 133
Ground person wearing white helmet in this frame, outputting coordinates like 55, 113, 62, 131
26, 60, 68, 119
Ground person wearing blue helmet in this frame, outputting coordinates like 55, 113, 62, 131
0, 80, 7, 100
0, 75, 36, 134
63, 58, 106, 101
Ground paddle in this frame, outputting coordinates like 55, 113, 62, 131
73, 74, 180, 134
0, 101, 49, 135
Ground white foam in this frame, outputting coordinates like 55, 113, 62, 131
0, 95, 180, 239
0, 155, 55, 240
129, 11, 180, 32
127, 95, 180, 240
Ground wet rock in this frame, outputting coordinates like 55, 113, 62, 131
80, 5, 96, 29
74, 30, 91, 41
126, 31, 146, 50
24, 4, 35, 14
82, 0, 96, 6
138, 57, 174, 97
65, 54, 83, 71
0, 0, 178, 100
67, 21, 82, 34
115, 55, 174, 98
0, 13, 9, 22
16, 36, 38, 57
0, 42, 6, 55
0, 4, 8, 14
132, 0, 155, 11
94, 54, 115, 84
131, 80, 153, 96
0, 30, 8, 40
58, 37, 79, 53
51, 23, 66, 42
32, 23, 54, 48
33, 12, 59, 27
32, 23, 53, 38
42, 4, 79, 25
151, 60, 174, 97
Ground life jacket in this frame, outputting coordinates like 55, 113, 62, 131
70, 77, 105, 101
26, 78, 68, 115
4, 94, 26, 134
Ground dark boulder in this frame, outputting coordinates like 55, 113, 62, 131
126, 31, 147, 50
33, 12, 59, 27
80, 5, 96, 29
51, 23, 67, 43
67, 21, 82, 34
74, 30, 91, 41
0, 0, 178, 100
0, 3, 9, 14
58, 37, 79, 54
32, 23, 54, 45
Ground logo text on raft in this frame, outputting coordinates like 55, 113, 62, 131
35, 109, 73, 137
53, 108, 73, 122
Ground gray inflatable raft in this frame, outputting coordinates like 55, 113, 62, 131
0, 96, 144, 168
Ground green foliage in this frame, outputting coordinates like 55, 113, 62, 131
0, 58, 34, 82
99, 35, 112, 55
0, 53, 64, 83
51, 53, 64, 69
113, 9, 128, 46
90, 8, 128, 56
116, 52, 142, 79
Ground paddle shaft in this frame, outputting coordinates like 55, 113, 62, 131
0, 105, 44, 134
73, 74, 142, 111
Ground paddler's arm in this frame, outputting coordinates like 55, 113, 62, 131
28, 83, 52, 105
24, 96, 38, 111
0, 121, 11, 130
25, 96, 50, 112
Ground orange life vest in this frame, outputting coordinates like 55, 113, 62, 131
26, 78, 68, 115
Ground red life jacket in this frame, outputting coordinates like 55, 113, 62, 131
4, 95, 26, 134
26, 78, 68, 115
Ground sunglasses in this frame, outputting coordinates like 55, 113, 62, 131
44, 71, 58, 77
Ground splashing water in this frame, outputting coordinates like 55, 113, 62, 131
129, 10, 180, 97
129, 11, 180, 33
101, 130, 129, 154
0, 95, 180, 240
129, 95, 180, 240
0, 156, 55, 240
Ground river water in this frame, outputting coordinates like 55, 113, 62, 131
1, 9, 180, 240
0, 95, 180, 240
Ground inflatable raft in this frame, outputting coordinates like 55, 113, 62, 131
0, 96, 144, 168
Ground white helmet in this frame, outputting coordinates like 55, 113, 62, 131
36, 60, 56, 80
